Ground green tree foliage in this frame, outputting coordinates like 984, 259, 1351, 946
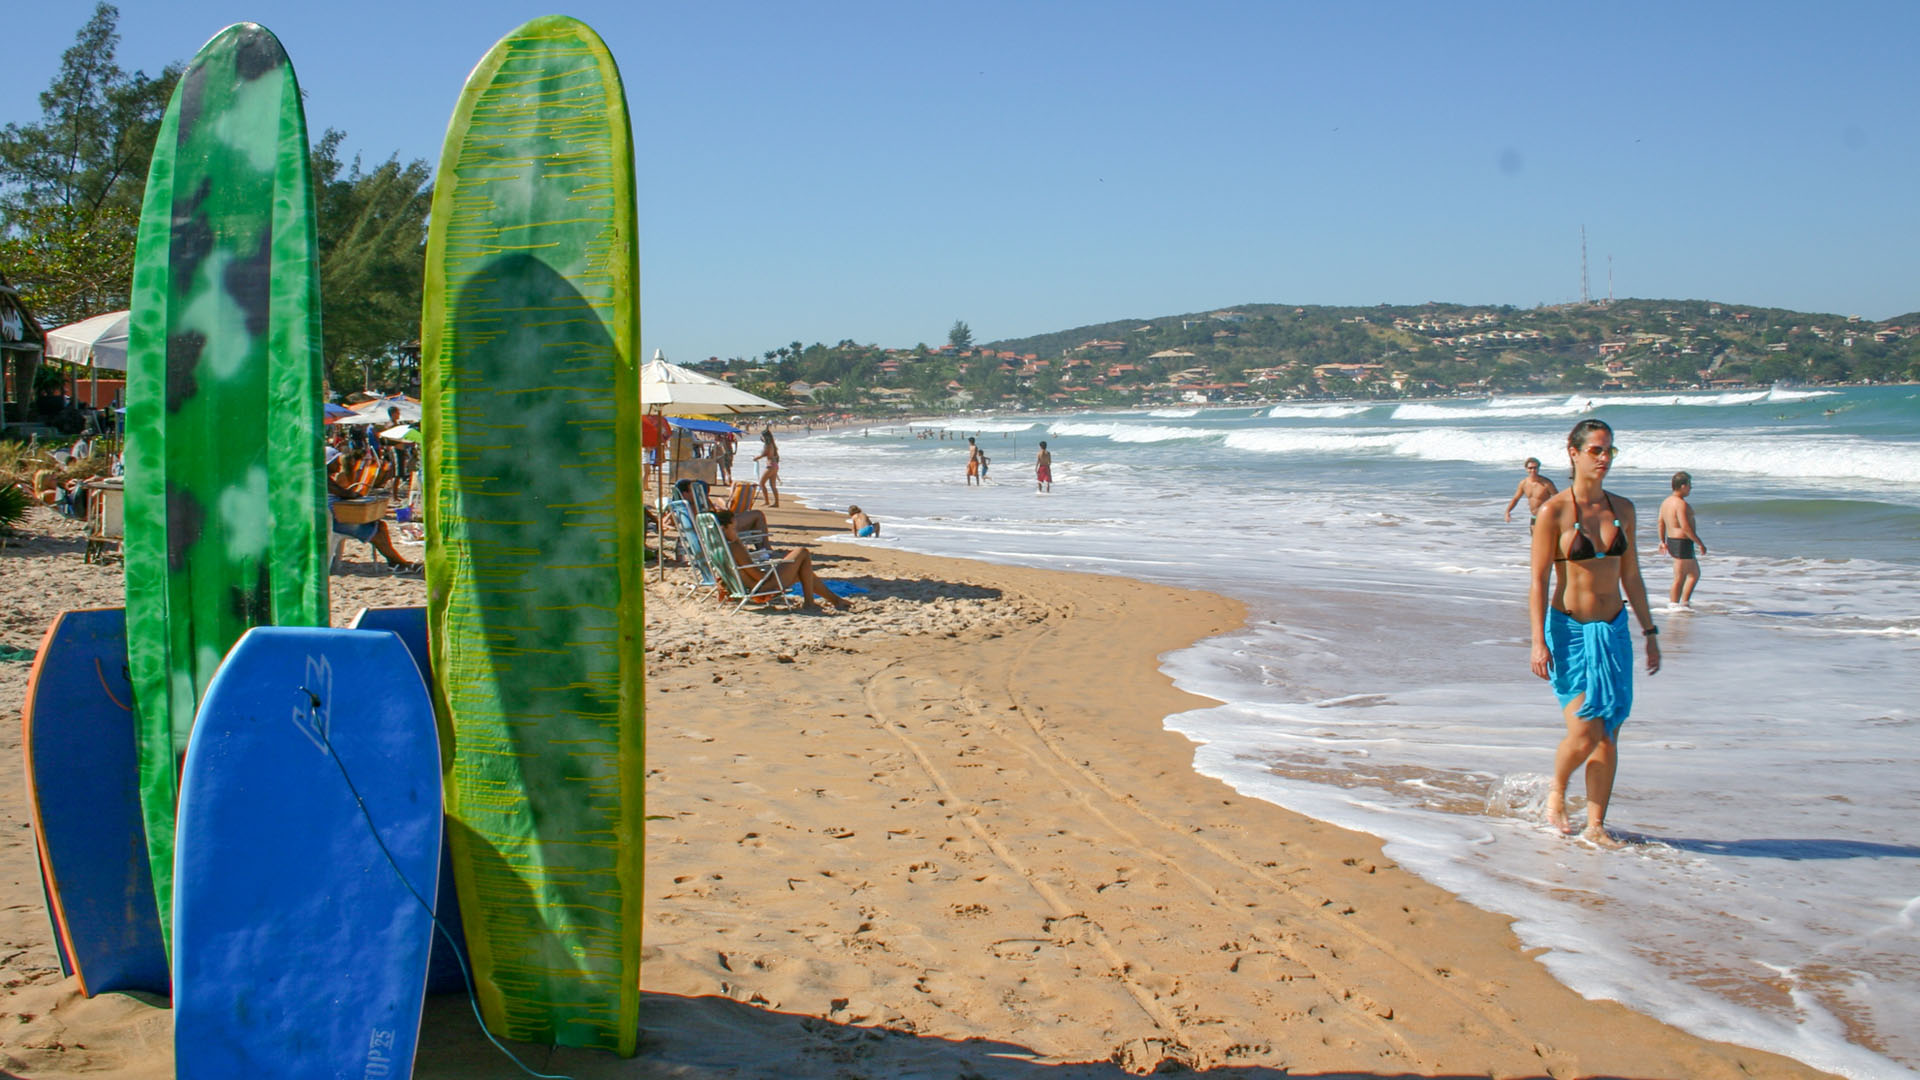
948, 320, 973, 351
713, 298, 1912, 414
0, 3, 179, 326
0, 202, 141, 327
310, 130, 432, 391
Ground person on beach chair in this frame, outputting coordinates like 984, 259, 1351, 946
712, 510, 848, 612
326, 448, 418, 573
676, 478, 769, 548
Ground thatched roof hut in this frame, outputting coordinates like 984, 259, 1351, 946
0, 269, 48, 434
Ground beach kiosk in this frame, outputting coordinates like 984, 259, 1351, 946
0, 271, 47, 436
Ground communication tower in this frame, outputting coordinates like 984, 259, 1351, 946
1580, 225, 1590, 305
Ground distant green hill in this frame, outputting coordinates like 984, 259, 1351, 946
976, 297, 1916, 398
713, 298, 1917, 413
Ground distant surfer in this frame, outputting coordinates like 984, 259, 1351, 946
1503, 457, 1559, 531
1657, 471, 1708, 608
1528, 419, 1662, 847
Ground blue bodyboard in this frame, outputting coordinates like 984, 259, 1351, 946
348, 605, 472, 995
21, 608, 170, 996
173, 627, 440, 1080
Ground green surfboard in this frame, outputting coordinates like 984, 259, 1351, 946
123, 22, 327, 950
422, 16, 643, 1055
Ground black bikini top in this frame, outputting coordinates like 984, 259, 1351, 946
1556, 493, 1627, 562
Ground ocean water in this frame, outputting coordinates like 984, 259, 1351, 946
780, 385, 1920, 1080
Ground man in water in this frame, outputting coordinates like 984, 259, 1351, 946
965, 437, 982, 486
1504, 457, 1559, 530
1035, 440, 1052, 492
1658, 471, 1708, 607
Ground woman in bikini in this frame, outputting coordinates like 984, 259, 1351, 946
754, 429, 781, 508
1528, 418, 1661, 847
715, 511, 847, 611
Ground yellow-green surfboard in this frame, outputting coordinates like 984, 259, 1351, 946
420, 16, 643, 1055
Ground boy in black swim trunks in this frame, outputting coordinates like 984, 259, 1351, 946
1657, 471, 1707, 607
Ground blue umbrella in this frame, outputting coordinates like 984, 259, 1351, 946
665, 417, 743, 435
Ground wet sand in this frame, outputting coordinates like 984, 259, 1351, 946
0, 501, 1834, 1077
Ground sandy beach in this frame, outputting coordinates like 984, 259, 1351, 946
0, 500, 1838, 1078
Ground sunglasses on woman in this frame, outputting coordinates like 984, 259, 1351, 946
1576, 444, 1619, 459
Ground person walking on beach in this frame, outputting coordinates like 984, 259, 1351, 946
965, 437, 982, 486
754, 429, 780, 508
1035, 441, 1052, 492
1505, 457, 1558, 530
1657, 471, 1708, 608
1528, 418, 1661, 847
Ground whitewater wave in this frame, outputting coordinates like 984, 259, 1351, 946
921, 418, 1040, 433
1048, 420, 1218, 443
1268, 403, 1376, 419
1149, 407, 1202, 418
1221, 426, 1920, 485
1395, 388, 1838, 422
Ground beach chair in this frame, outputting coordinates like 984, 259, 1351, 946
328, 496, 389, 571
677, 478, 767, 548
716, 481, 757, 514
665, 499, 719, 600
673, 478, 712, 510
692, 511, 793, 614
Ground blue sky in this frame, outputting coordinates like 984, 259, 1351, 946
7, 2, 1917, 362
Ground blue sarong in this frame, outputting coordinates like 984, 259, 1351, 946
1545, 607, 1633, 739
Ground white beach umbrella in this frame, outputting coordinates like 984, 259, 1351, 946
641, 353, 785, 415
349, 395, 423, 422
44, 310, 130, 371
43, 309, 130, 412
642, 351, 783, 578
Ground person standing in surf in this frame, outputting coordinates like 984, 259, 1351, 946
1528, 418, 1661, 847
754, 428, 780, 507
1657, 471, 1708, 608
965, 437, 982, 486
1035, 441, 1052, 493
1504, 457, 1558, 530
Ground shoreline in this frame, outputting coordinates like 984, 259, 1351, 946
1, 500, 1837, 1076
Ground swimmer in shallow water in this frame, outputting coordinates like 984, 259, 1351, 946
1504, 457, 1558, 531
1657, 471, 1707, 607
1528, 418, 1663, 848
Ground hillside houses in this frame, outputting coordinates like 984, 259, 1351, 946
1430, 328, 1548, 349
1394, 311, 1500, 333
693, 298, 1916, 414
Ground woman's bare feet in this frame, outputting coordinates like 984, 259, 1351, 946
1581, 823, 1626, 849
1546, 789, 1574, 835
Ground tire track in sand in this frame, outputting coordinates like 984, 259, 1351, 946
862, 653, 1424, 1071
982, 590, 1575, 1067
